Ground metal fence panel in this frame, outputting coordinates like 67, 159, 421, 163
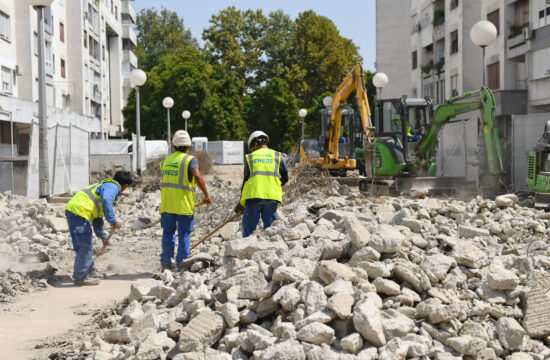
511, 113, 550, 190
70, 125, 91, 192
26, 122, 90, 198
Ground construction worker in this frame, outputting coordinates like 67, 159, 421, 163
235, 131, 289, 237
65, 170, 133, 286
160, 130, 211, 271
394, 118, 423, 142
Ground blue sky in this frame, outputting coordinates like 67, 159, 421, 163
131, 0, 376, 71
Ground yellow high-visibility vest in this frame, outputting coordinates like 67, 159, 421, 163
160, 152, 196, 215
240, 148, 283, 206
66, 179, 120, 222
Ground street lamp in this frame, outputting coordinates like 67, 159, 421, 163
162, 97, 174, 154
182, 110, 190, 132
470, 20, 497, 87
323, 96, 333, 108
26, 0, 54, 198
130, 69, 147, 176
372, 72, 389, 100
299, 109, 307, 141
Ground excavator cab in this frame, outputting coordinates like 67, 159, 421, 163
373, 97, 432, 176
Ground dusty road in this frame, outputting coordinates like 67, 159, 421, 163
0, 164, 242, 359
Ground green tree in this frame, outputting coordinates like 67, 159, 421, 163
123, 47, 247, 141
134, 8, 198, 72
202, 7, 267, 90
245, 78, 299, 153
258, 10, 295, 83
286, 10, 361, 106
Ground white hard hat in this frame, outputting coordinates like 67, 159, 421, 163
172, 130, 192, 147
248, 131, 269, 149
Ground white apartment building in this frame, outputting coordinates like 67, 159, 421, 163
0, 0, 137, 144
377, 0, 550, 114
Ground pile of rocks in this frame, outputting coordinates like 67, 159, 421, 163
59, 186, 550, 360
0, 192, 73, 301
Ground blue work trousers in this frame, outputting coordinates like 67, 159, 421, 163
161, 213, 194, 269
242, 202, 278, 238
66, 210, 96, 280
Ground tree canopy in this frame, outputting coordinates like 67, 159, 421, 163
134, 8, 197, 72
124, 7, 373, 153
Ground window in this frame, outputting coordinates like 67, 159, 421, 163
412, 51, 417, 69
1, 66, 12, 94
123, 38, 133, 50
450, 30, 458, 54
487, 62, 500, 90
59, 22, 64, 42
122, 13, 131, 24
450, 0, 459, 10
487, 9, 500, 35
451, 75, 458, 96
83, 30, 87, 48
514, 0, 529, 27
102, 45, 105, 61
111, 0, 113, 13
0, 11, 10, 41
61, 59, 65, 78
115, 6, 118, 20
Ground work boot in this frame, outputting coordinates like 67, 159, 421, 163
74, 278, 101, 286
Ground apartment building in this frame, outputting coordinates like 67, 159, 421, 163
375, 0, 411, 99
0, 0, 137, 142
377, 0, 550, 114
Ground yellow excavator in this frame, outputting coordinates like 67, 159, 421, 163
300, 63, 375, 176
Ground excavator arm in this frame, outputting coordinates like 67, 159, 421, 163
326, 63, 374, 163
414, 87, 503, 175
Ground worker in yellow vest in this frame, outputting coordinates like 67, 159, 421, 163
160, 130, 211, 270
236, 131, 289, 237
65, 171, 133, 286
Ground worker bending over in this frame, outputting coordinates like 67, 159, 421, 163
236, 131, 289, 237
65, 171, 133, 286
160, 130, 211, 271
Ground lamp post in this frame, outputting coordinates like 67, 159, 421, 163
372, 72, 389, 100
130, 69, 147, 175
470, 20, 497, 87
299, 109, 307, 142
26, 0, 54, 198
182, 110, 190, 132
162, 97, 174, 154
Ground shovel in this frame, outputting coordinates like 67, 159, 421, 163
98, 226, 116, 256
131, 201, 205, 230
189, 208, 243, 252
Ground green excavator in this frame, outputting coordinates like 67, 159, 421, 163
527, 121, 550, 207
360, 86, 505, 193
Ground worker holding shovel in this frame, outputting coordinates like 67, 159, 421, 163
236, 131, 289, 237
65, 171, 133, 286
160, 130, 212, 271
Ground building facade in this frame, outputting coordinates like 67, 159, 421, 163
375, 0, 411, 99
377, 0, 550, 113
0, 0, 137, 141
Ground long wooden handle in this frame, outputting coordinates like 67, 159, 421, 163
190, 210, 242, 252
98, 226, 116, 256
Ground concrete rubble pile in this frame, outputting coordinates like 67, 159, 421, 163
69, 182, 550, 360
0, 192, 69, 301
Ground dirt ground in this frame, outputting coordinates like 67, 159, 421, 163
0, 164, 243, 360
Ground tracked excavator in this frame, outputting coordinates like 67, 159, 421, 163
360, 86, 505, 194
300, 63, 375, 175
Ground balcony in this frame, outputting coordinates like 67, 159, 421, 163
123, 49, 137, 68
507, 26, 529, 59
492, 89, 527, 115
122, 24, 137, 46
91, 84, 102, 103
530, 78, 550, 107
121, 0, 137, 23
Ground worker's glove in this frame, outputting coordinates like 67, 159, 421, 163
234, 203, 245, 214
